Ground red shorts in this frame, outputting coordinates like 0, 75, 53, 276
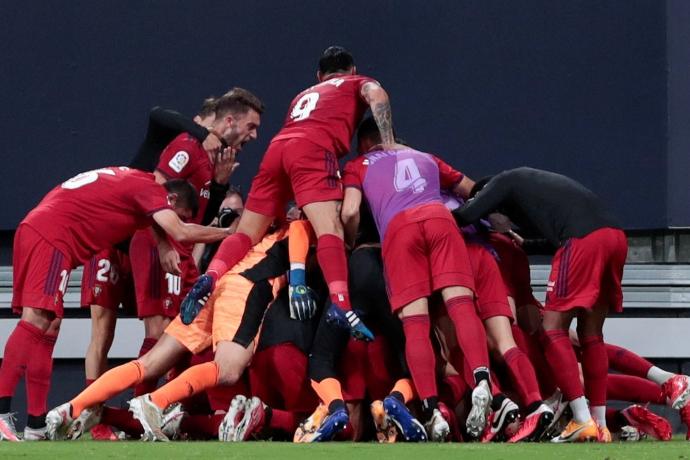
248, 343, 318, 413
337, 335, 399, 402
245, 138, 343, 217
339, 338, 368, 402
11, 224, 74, 317
545, 228, 627, 313
130, 230, 199, 319
382, 204, 475, 310
80, 248, 135, 312
488, 232, 541, 308
467, 243, 513, 321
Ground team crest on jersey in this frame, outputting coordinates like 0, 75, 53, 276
94, 286, 102, 298
169, 151, 190, 173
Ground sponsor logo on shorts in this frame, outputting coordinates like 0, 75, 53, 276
169, 151, 190, 173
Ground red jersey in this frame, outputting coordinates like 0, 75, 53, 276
22, 167, 171, 265
272, 74, 377, 157
343, 149, 463, 239
156, 133, 213, 224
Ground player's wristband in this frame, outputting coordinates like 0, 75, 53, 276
210, 180, 230, 193
289, 267, 306, 287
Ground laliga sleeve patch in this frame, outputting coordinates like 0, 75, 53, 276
169, 151, 190, 173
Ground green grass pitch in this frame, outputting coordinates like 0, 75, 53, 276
1, 440, 689, 460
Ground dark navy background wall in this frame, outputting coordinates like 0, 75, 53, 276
0, 0, 679, 230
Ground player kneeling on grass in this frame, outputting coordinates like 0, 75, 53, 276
0, 168, 228, 442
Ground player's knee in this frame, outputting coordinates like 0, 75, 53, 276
216, 363, 243, 386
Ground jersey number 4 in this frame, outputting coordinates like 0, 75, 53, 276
394, 158, 427, 193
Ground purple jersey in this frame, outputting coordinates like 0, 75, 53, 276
343, 148, 463, 239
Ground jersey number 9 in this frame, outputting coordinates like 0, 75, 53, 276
290, 92, 320, 121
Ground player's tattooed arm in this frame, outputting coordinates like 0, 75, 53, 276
361, 82, 395, 146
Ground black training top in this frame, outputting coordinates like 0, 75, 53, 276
454, 167, 621, 247
128, 107, 210, 172
127, 107, 227, 226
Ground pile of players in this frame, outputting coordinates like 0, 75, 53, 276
1, 46, 689, 444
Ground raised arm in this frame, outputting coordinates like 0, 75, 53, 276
150, 107, 223, 155
149, 107, 212, 144
361, 82, 395, 146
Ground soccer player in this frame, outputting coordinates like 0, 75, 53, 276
443, 195, 554, 442
44, 221, 306, 441
80, 95, 228, 398
298, 175, 423, 443
218, 244, 325, 442
182, 45, 397, 341
130, 89, 263, 382
454, 167, 627, 442
0, 168, 229, 441
341, 120, 493, 441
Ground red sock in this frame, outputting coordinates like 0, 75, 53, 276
445, 296, 489, 375
607, 374, 665, 404
503, 346, 542, 406
402, 315, 437, 400
0, 321, 43, 398
606, 407, 623, 432
207, 232, 253, 284
606, 343, 652, 378
439, 375, 469, 406
580, 334, 607, 407
26, 332, 57, 417
179, 414, 225, 439
513, 325, 556, 397
101, 406, 143, 437
541, 329, 584, 402
85, 379, 95, 387
316, 234, 351, 310
134, 338, 158, 396
269, 408, 300, 433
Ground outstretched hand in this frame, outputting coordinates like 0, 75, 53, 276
213, 146, 239, 184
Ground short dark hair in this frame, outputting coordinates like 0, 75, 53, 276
357, 116, 403, 147
164, 179, 199, 218
357, 116, 381, 145
197, 97, 217, 118
215, 87, 264, 118
318, 46, 355, 74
